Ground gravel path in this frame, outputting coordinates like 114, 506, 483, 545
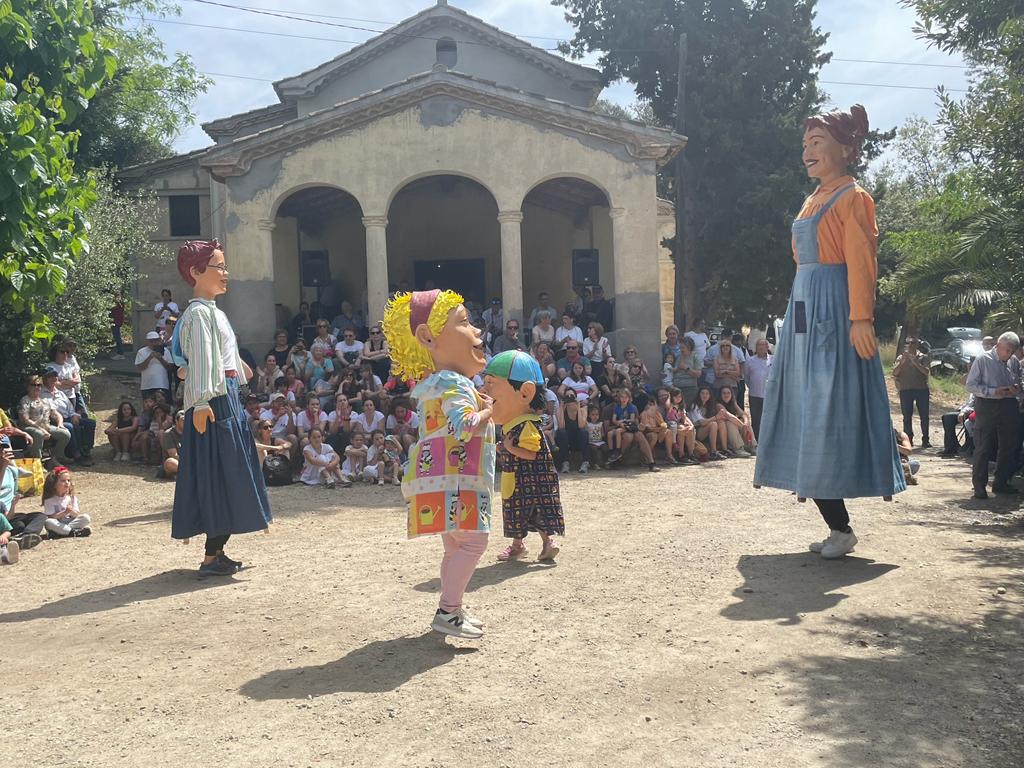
3, 374, 1022, 767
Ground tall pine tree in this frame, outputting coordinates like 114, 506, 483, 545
555, 0, 829, 326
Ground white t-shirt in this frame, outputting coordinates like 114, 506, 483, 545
386, 412, 420, 431
300, 443, 337, 485
135, 346, 173, 391
43, 494, 79, 519
555, 326, 584, 346
563, 376, 596, 402
295, 410, 328, 432
334, 339, 364, 363
259, 410, 291, 438
328, 410, 351, 427
154, 300, 179, 329
583, 336, 611, 363
351, 410, 384, 433
684, 331, 710, 362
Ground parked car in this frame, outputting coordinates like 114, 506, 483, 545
933, 327, 984, 373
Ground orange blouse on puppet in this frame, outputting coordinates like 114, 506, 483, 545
792, 174, 879, 322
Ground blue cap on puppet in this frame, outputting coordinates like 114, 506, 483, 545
484, 350, 544, 386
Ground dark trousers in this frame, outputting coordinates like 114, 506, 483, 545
555, 423, 590, 464
940, 412, 962, 455
112, 324, 125, 355
972, 397, 1019, 491
749, 396, 764, 441
813, 499, 849, 531
736, 380, 746, 410
205, 534, 231, 557
898, 388, 930, 443
8, 512, 47, 537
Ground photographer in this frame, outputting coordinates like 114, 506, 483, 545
135, 331, 173, 401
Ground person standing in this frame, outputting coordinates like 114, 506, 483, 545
893, 337, 931, 447
135, 331, 173, 400
753, 104, 905, 559
684, 320, 710, 371
965, 332, 1021, 499
110, 298, 126, 359
745, 338, 772, 440
170, 240, 272, 577
153, 289, 179, 334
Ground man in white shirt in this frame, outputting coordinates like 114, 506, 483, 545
153, 289, 179, 332
334, 328, 364, 366
744, 338, 772, 440
684, 319, 710, 364
135, 331, 173, 398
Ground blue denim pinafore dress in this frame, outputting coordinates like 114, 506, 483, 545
753, 184, 905, 499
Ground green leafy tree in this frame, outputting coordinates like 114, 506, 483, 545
555, 0, 831, 326
72, 1, 211, 168
1, 0, 116, 401
45, 169, 170, 365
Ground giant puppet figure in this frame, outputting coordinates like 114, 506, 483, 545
753, 104, 905, 559
382, 290, 494, 639
170, 240, 272, 576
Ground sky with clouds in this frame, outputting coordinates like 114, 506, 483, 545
150, 0, 969, 158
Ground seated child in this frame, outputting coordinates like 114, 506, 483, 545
300, 427, 348, 487
342, 431, 369, 483
586, 404, 608, 468
42, 466, 91, 538
364, 429, 401, 486
640, 398, 674, 463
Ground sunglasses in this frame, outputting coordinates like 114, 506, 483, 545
507, 325, 519, 330
370, 330, 381, 334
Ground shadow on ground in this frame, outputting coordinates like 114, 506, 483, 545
771, 606, 1024, 767
720, 552, 899, 625
239, 631, 477, 699
411, 558, 556, 593
0, 569, 236, 623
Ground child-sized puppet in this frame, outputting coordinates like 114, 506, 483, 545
753, 104, 905, 560
170, 240, 272, 577
483, 351, 564, 562
382, 289, 494, 639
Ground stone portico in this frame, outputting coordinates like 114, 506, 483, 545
121, 1, 685, 365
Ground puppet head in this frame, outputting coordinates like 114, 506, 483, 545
382, 289, 485, 380
178, 239, 228, 298
802, 104, 869, 183
482, 350, 547, 425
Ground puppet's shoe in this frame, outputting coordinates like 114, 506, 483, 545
457, 608, 484, 628
497, 543, 527, 561
820, 530, 857, 559
538, 541, 560, 562
198, 558, 236, 577
218, 553, 242, 572
432, 609, 483, 639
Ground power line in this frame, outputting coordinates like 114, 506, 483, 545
142, 15, 364, 45
831, 56, 967, 70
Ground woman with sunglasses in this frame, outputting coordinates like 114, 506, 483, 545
310, 320, 337, 360
361, 325, 391, 383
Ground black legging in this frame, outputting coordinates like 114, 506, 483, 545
7, 512, 47, 537
813, 499, 850, 532
205, 534, 230, 557
555, 422, 590, 463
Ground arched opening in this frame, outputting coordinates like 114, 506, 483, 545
386, 174, 499, 309
521, 177, 613, 328
436, 37, 457, 69
273, 185, 365, 338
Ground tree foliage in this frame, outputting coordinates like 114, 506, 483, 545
0, 0, 116, 361
72, 1, 211, 168
555, 0, 832, 326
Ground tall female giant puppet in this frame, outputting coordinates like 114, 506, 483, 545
382, 290, 494, 639
170, 240, 272, 576
753, 105, 905, 559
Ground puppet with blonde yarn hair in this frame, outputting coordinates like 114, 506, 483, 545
754, 104, 905, 560
382, 289, 494, 639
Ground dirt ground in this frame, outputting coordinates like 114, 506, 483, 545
3, 373, 1022, 768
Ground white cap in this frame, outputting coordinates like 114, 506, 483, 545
146, 331, 162, 340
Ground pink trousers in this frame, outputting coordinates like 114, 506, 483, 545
438, 530, 488, 613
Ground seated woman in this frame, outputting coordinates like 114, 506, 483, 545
385, 400, 419, 452
639, 398, 675, 464
357, 361, 387, 412
608, 389, 658, 471
309, 320, 337, 360
532, 313, 556, 348
553, 313, 583, 357
295, 397, 328, 447
532, 341, 557, 382
689, 386, 725, 460
338, 367, 363, 408
253, 354, 283, 397
284, 366, 305, 401
558, 360, 598, 404
106, 401, 139, 462
623, 346, 651, 394
667, 388, 700, 464
361, 325, 391, 384
326, 395, 353, 454
600, 356, 630, 403
304, 346, 334, 386
715, 386, 756, 457
555, 390, 590, 473
287, 341, 311, 384
253, 419, 290, 466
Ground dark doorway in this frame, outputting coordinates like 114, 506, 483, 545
414, 259, 486, 302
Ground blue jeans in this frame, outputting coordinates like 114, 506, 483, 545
112, 324, 125, 355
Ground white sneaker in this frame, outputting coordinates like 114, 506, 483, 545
119, 453, 130, 462
579, 461, 589, 474
809, 531, 835, 553
820, 529, 858, 559
432, 609, 483, 639
457, 608, 483, 628
1, 541, 19, 564
560, 461, 570, 473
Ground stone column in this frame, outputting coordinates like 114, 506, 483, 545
362, 215, 389, 325
497, 210, 525, 326
609, 205, 661, 366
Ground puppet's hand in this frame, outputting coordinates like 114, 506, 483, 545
193, 405, 215, 434
850, 320, 877, 360
177, 366, 188, 381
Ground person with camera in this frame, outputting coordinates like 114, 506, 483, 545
608, 389, 658, 471
554, 389, 590, 473
135, 331, 173, 401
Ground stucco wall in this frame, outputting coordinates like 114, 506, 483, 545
298, 21, 591, 116
218, 101, 662, 361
